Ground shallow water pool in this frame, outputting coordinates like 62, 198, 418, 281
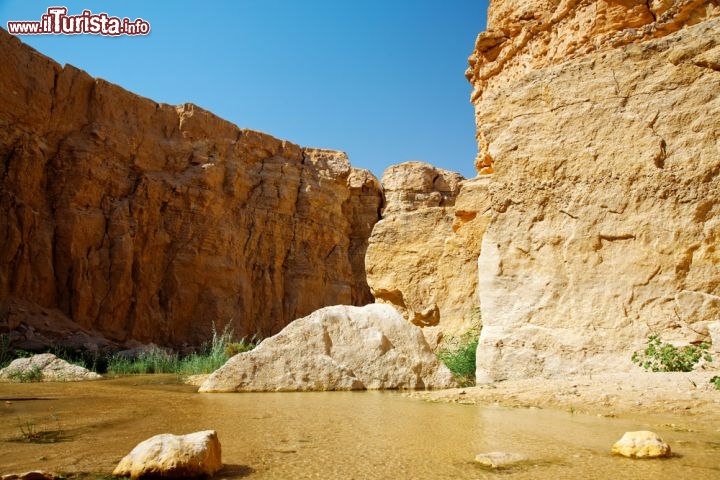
1, 376, 718, 479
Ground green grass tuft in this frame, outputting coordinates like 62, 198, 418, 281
438, 337, 478, 387
1, 325, 258, 377
437, 321, 480, 387
106, 349, 179, 375
106, 325, 257, 376
14, 415, 67, 443
7, 365, 43, 383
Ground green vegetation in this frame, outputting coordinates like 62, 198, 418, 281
631, 335, 712, 372
224, 335, 257, 357
437, 322, 481, 387
14, 415, 67, 443
1, 325, 257, 377
106, 326, 256, 376
711, 376, 720, 390
106, 349, 179, 375
48, 346, 106, 374
7, 365, 43, 383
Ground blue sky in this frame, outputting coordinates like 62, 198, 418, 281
1, 1, 488, 179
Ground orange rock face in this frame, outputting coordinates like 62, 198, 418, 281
365, 162, 491, 347
467, 1, 720, 382
0, 30, 381, 348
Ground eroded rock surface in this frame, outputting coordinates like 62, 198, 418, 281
366, 162, 491, 345
611, 431, 671, 458
0, 29, 382, 348
468, 1, 720, 382
0, 298, 117, 353
199, 304, 456, 392
113, 430, 222, 478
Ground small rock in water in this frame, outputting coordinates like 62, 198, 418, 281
474, 451, 527, 469
611, 431, 671, 458
113, 430, 222, 478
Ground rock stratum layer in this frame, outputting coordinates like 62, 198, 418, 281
0, 29, 381, 348
468, 1, 720, 381
365, 162, 491, 345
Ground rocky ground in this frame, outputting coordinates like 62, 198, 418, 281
408, 371, 720, 425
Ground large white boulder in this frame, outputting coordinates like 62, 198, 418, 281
199, 304, 456, 392
0, 353, 101, 382
113, 430, 222, 478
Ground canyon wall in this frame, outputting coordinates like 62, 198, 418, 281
0, 29, 382, 349
468, 0, 720, 381
365, 162, 491, 346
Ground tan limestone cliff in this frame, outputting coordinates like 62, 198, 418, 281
0, 29, 382, 348
468, 1, 720, 381
365, 162, 491, 345
467, 0, 720, 173
344, 169, 383, 305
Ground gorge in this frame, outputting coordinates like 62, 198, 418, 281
1, 1, 720, 478
1, 0, 719, 391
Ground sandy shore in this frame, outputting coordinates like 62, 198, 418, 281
407, 371, 720, 425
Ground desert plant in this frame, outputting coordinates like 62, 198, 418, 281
7, 365, 43, 383
711, 376, 720, 390
438, 336, 478, 387
224, 335, 258, 358
16, 415, 66, 443
49, 345, 107, 373
19, 420, 42, 441
437, 326, 480, 387
176, 325, 256, 375
106, 325, 258, 376
631, 335, 712, 372
107, 349, 179, 375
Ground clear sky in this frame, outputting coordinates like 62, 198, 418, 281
1, 1, 488, 179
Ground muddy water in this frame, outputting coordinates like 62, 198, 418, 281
1, 376, 719, 479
